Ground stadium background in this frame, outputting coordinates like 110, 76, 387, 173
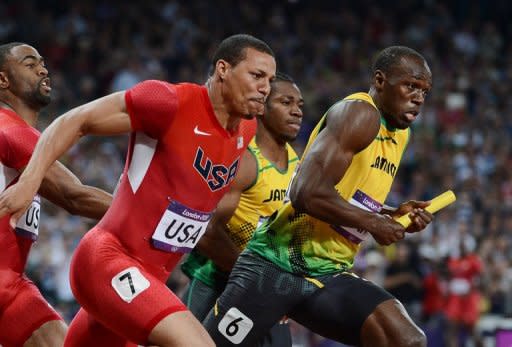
2, 0, 512, 346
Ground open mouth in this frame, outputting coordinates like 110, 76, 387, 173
404, 111, 418, 122
40, 78, 51, 92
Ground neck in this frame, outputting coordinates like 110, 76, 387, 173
255, 126, 288, 170
0, 98, 39, 126
368, 86, 379, 106
206, 77, 239, 131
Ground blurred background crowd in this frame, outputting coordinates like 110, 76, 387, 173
2, 0, 512, 346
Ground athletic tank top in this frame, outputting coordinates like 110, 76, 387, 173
247, 92, 410, 276
182, 138, 299, 286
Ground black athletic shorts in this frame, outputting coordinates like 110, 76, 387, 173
203, 250, 393, 346
183, 276, 292, 347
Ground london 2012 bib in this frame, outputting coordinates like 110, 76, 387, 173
151, 200, 212, 253
330, 190, 382, 244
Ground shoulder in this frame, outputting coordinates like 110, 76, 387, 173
323, 98, 381, 152
174, 82, 205, 98
327, 98, 380, 124
0, 117, 38, 141
238, 118, 257, 141
125, 80, 179, 102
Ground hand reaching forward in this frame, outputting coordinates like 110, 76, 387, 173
367, 213, 407, 246
392, 200, 433, 233
0, 180, 38, 229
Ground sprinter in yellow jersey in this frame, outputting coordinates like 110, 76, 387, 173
181, 73, 303, 347
205, 46, 434, 347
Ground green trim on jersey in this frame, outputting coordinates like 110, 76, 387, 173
182, 138, 300, 287
245, 145, 260, 191
248, 92, 411, 276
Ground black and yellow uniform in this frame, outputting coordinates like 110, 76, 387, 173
204, 93, 407, 346
181, 137, 299, 346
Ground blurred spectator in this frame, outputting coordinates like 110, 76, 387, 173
384, 242, 424, 323
444, 239, 483, 347
0, 0, 508, 345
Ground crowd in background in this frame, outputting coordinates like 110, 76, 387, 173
2, 0, 512, 346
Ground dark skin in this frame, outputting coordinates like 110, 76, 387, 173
197, 80, 304, 271
0, 44, 112, 347
290, 55, 432, 346
0, 45, 112, 220
0, 44, 276, 347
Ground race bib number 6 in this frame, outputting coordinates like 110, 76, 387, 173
218, 307, 254, 344
151, 200, 212, 253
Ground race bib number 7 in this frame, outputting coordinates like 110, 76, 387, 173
15, 195, 41, 241
151, 200, 212, 253
111, 267, 150, 303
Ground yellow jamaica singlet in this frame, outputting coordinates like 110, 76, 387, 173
247, 92, 411, 276
182, 138, 299, 286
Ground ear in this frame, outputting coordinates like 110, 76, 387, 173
374, 70, 385, 91
0, 72, 8, 89
215, 59, 230, 81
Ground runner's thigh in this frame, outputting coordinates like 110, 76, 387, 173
290, 272, 393, 346
71, 244, 186, 344
0, 271, 62, 347
203, 250, 314, 347
182, 277, 223, 321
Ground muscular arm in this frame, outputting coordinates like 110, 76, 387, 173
38, 161, 112, 219
0, 92, 130, 223
290, 101, 406, 245
196, 149, 257, 272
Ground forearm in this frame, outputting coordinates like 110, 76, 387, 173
196, 224, 240, 272
298, 190, 378, 229
21, 112, 86, 194
20, 92, 129, 195
63, 185, 112, 219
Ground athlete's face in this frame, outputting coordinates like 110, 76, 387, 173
221, 48, 276, 119
0, 45, 51, 109
262, 81, 304, 142
375, 56, 432, 129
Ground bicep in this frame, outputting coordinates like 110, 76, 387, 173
77, 92, 132, 136
291, 101, 380, 200
299, 129, 353, 188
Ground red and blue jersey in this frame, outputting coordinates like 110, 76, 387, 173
97, 80, 256, 278
0, 109, 41, 273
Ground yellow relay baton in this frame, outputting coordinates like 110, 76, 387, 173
394, 190, 456, 228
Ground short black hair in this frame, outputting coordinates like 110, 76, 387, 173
267, 72, 298, 101
211, 34, 274, 72
273, 72, 294, 84
0, 42, 25, 69
372, 46, 426, 74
